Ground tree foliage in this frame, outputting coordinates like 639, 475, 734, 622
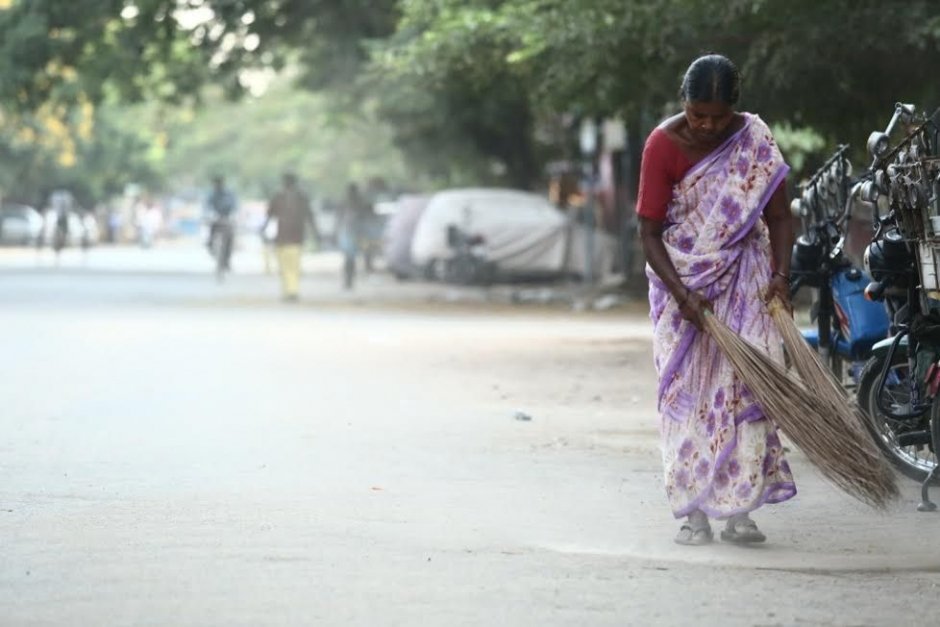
116, 79, 417, 199
0, 1, 399, 107
4, 0, 940, 201
0, 104, 162, 208
376, 0, 940, 169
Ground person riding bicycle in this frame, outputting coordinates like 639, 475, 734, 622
205, 176, 238, 269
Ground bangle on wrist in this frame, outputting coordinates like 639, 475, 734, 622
773, 271, 790, 282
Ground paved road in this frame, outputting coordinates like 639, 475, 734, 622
1, 245, 938, 626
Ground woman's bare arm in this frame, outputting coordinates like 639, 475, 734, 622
639, 216, 711, 330
763, 184, 794, 308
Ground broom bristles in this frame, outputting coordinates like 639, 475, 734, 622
766, 299, 898, 504
703, 304, 899, 509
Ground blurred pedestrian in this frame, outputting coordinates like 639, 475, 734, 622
262, 173, 319, 302
48, 190, 72, 262
107, 208, 122, 244
637, 54, 795, 546
205, 175, 238, 271
261, 217, 277, 275
138, 199, 162, 248
337, 182, 372, 290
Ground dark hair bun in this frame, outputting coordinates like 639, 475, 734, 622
680, 54, 741, 105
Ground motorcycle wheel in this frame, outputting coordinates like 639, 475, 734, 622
857, 351, 938, 483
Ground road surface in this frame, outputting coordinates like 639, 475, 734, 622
0, 244, 937, 626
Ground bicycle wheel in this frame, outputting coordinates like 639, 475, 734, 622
857, 351, 938, 483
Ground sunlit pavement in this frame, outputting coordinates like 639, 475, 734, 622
0, 239, 332, 275
0, 241, 612, 311
0, 243, 938, 626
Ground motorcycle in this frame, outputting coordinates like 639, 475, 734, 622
789, 146, 889, 386
856, 103, 940, 510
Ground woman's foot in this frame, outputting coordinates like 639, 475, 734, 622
675, 511, 713, 546
675, 524, 713, 545
720, 514, 766, 544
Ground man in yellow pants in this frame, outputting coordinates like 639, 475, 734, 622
262, 173, 319, 302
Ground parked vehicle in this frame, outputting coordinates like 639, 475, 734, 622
443, 224, 495, 285
409, 188, 616, 283
789, 146, 889, 386
0, 203, 44, 246
855, 103, 940, 509
382, 194, 431, 280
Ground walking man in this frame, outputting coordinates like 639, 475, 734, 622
262, 173, 319, 302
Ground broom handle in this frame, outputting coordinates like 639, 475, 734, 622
704, 298, 787, 321
767, 296, 788, 316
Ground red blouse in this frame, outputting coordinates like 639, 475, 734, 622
636, 127, 693, 222
636, 126, 783, 221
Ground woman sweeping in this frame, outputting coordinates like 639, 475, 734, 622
638, 54, 797, 545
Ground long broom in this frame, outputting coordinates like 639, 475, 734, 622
765, 298, 899, 503
702, 305, 899, 509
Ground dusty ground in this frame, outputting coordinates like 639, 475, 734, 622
0, 244, 937, 626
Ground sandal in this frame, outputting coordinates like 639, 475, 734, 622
675, 523, 713, 546
720, 517, 766, 544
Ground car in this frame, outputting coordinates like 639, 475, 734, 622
0, 203, 44, 246
381, 194, 431, 279
408, 188, 617, 283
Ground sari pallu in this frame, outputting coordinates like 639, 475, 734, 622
647, 114, 797, 519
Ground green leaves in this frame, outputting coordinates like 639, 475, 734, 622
5, 0, 940, 198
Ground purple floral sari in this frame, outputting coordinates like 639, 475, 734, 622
647, 114, 797, 519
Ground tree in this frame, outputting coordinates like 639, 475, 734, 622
127, 80, 417, 198
5, 0, 940, 198
375, 0, 940, 173
0, 104, 162, 208
1, 0, 546, 188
